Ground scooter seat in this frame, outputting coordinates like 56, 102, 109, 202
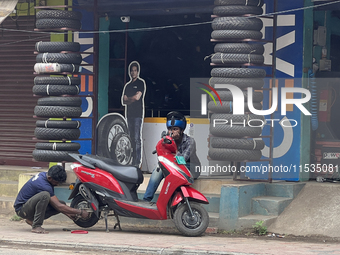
80, 154, 144, 184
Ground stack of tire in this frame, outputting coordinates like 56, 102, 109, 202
32, 10, 83, 163
208, 0, 266, 163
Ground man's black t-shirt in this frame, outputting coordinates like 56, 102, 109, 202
123, 78, 145, 118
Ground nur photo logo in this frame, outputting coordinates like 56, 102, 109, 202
199, 84, 312, 117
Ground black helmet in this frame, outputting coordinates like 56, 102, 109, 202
166, 111, 187, 131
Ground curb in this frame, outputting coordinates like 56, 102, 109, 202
0, 239, 253, 255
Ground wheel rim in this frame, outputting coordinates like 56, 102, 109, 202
76, 200, 92, 221
114, 136, 132, 165
181, 209, 202, 229
107, 124, 124, 151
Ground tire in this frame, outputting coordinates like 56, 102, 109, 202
34, 63, 81, 74
96, 115, 129, 159
34, 76, 80, 85
33, 149, 78, 162
214, 43, 264, 54
36, 120, 81, 129
209, 90, 263, 102
34, 106, 82, 118
174, 202, 209, 237
37, 97, 82, 107
211, 113, 265, 126
211, 30, 262, 40
209, 77, 264, 89
33, 85, 79, 96
70, 194, 100, 228
209, 148, 262, 161
110, 132, 132, 166
36, 10, 82, 20
213, 6, 263, 16
35, 127, 81, 140
214, 0, 264, 7
210, 123, 262, 138
211, 53, 264, 65
36, 19, 82, 30
211, 68, 266, 78
35, 142, 81, 151
210, 137, 265, 150
35, 41, 80, 53
208, 101, 262, 113
212, 17, 263, 31
36, 53, 82, 65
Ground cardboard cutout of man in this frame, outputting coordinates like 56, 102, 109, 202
121, 61, 146, 167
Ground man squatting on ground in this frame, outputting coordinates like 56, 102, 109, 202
143, 111, 201, 202
14, 165, 89, 234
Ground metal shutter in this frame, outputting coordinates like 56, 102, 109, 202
0, 15, 48, 167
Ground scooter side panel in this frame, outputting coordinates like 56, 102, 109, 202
74, 166, 124, 194
114, 200, 162, 220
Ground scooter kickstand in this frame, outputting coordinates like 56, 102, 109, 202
113, 213, 122, 231
104, 211, 109, 233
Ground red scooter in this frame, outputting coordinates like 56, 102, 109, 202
68, 134, 209, 236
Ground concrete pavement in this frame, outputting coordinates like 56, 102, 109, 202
1, 215, 340, 255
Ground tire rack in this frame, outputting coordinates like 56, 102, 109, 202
32, 1, 98, 165
210, 0, 277, 183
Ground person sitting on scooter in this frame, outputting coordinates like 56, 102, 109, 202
14, 165, 89, 234
143, 111, 201, 202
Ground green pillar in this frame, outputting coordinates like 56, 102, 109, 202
300, 0, 313, 181
98, 16, 110, 121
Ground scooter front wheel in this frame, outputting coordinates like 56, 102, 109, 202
70, 194, 100, 228
173, 202, 209, 237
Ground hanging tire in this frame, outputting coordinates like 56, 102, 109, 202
209, 77, 264, 89
36, 120, 81, 129
34, 76, 80, 85
210, 123, 262, 138
35, 142, 81, 151
35, 127, 81, 140
36, 53, 82, 65
35, 41, 80, 53
211, 113, 265, 126
33, 85, 79, 96
34, 106, 82, 118
211, 53, 264, 65
36, 19, 82, 30
208, 90, 263, 102
173, 202, 209, 237
209, 148, 262, 161
211, 30, 262, 40
213, 6, 263, 16
110, 132, 132, 166
96, 114, 129, 159
37, 97, 82, 107
214, 43, 264, 54
33, 149, 79, 162
36, 10, 82, 20
214, 0, 264, 7
211, 68, 266, 78
210, 137, 265, 150
71, 194, 100, 228
34, 63, 81, 74
212, 17, 263, 31
208, 101, 262, 113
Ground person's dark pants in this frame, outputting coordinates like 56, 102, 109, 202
127, 117, 143, 166
143, 163, 200, 202
16, 191, 64, 228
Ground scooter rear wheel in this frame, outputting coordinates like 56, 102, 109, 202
174, 202, 209, 236
70, 194, 100, 228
